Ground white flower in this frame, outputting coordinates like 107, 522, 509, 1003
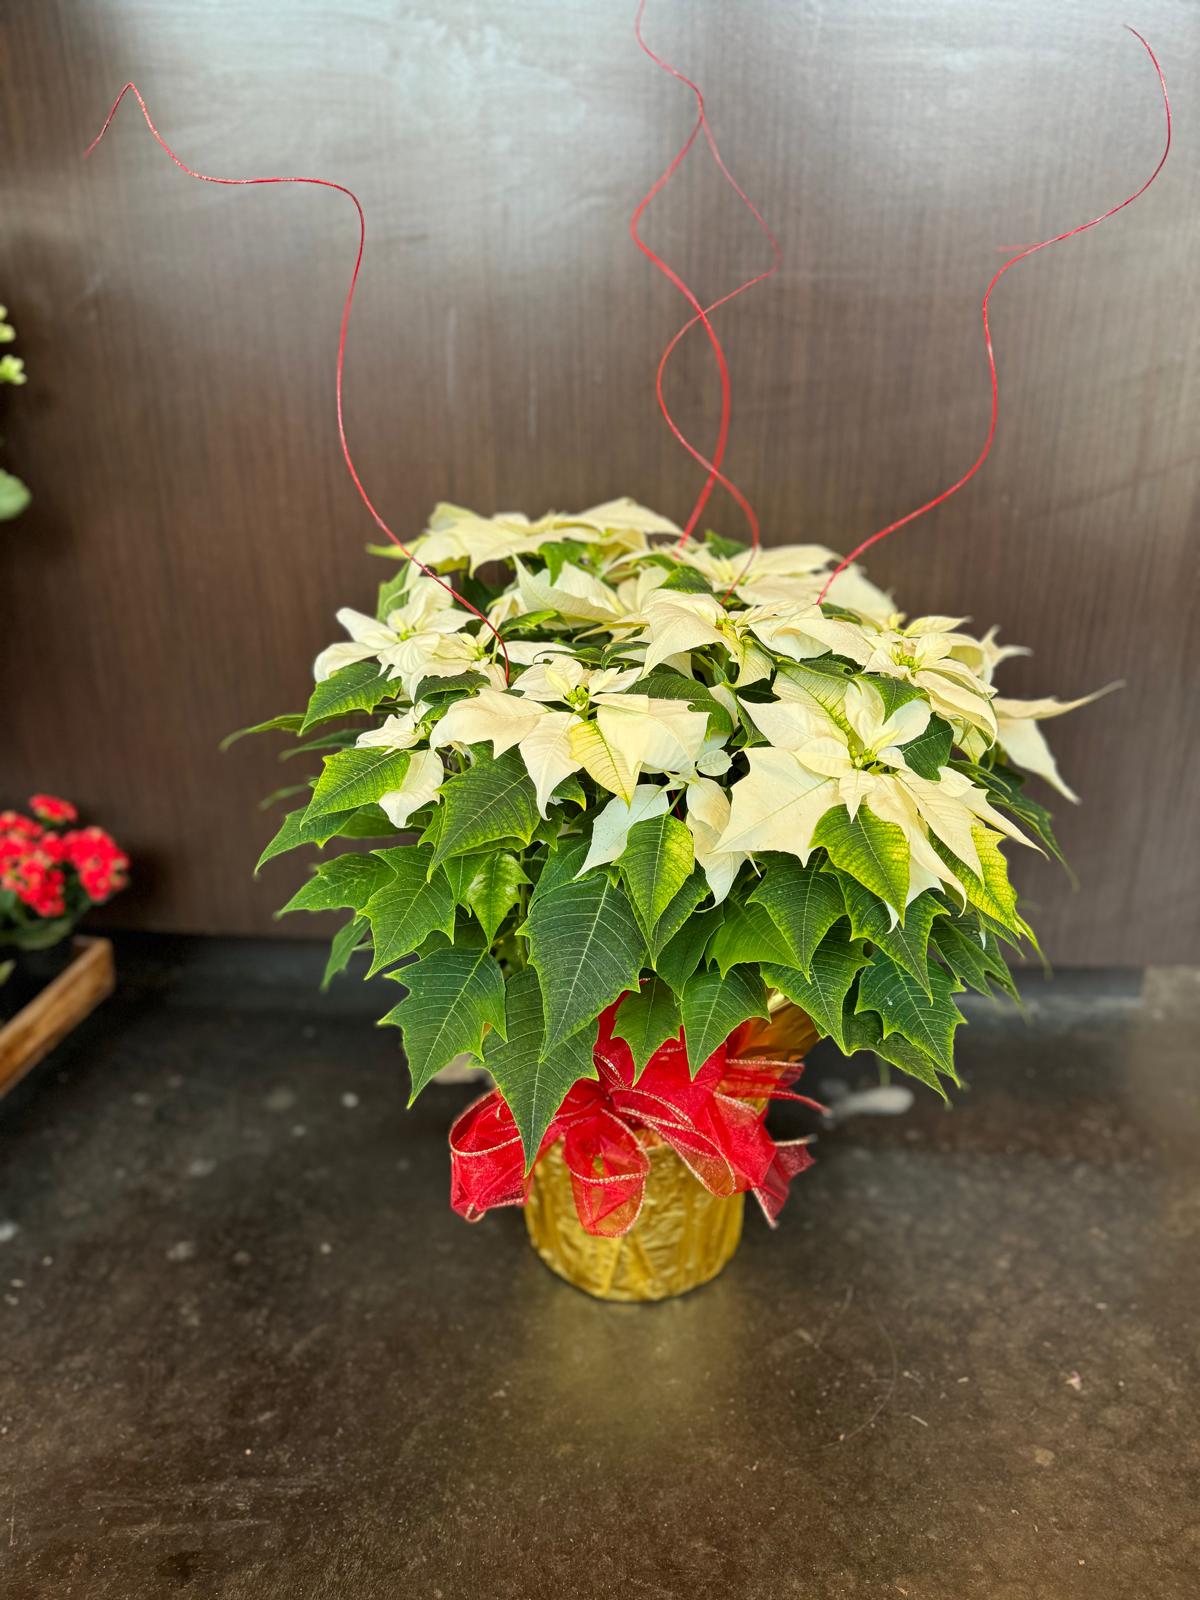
635, 591, 773, 686
313, 578, 477, 698
854, 620, 998, 737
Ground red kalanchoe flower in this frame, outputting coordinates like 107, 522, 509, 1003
0, 809, 43, 841
29, 794, 78, 825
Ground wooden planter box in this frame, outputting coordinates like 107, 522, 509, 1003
0, 936, 115, 1097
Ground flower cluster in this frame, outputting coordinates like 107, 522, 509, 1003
245, 499, 1100, 1164
1, 798, 129, 949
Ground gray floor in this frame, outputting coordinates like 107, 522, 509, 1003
0, 939, 1196, 1600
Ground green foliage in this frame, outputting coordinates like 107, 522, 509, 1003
277, 851, 396, 916
301, 662, 396, 733
484, 970, 598, 1167
361, 845, 456, 975
464, 852, 528, 942
256, 803, 393, 871
747, 856, 844, 975
617, 814, 694, 936
322, 915, 368, 990
306, 748, 412, 821
681, 964, 769, 1075
610, 978, 682, 1079
898, 716, 953, 780
813, 804, 910, 915
431, 748, 540, 867
836, 876, 947, 996
763, 926, 869, 1052
856, 955, 965, 1078
382, 941, 506, 1101
522, 872, 645, 1053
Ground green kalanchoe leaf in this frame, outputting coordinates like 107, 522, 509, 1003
680, 965, 768, 1076
618, 814, 695, 935
610, 978, 682, 1080
256, 803, 394, 872
835, 875, 948, 997
763, 926, 869, 1053
305, 748, 412, 821
464, 852, 529, 943
896, 715, 953, 781
278, 851, 397, 916
322, 914, 369, 990
522, 873, 645, 1054
362, 845, 456, 976
856, 954, 965, 1077
432, 747, 540, 868
747, 855, 844, 975
485, 970, 598, 1169
382, 941, 507, 1102
812, 804, 910, 917
301, 661, 396, 733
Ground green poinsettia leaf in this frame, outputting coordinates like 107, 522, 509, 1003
856, 953, 965, 1077
361, 845, 456, 976
221, 712, 304, 751
861, 674, 927, 721
747, 855, 845, 975
932, 916, 1019, 1001
706, 898, 798, 978
931, 825, 1026, 937
413, 671, 487, 706
255, 803, 394, 872
305, 748, 412, 822
381, 941, 507, 1102
485, 969, 598, 1169
431, 747, 540, 868
301, 662, 397, 733
680, 964, 768, 1076
838, 1004, 947, 1094
321, 914, 369, 991
464, 852, 529, 943
277, 851, 397, 917
522, 872, 645, 1054
630, 669, 735, 737
649, 872, 708, 959
896, 715, 953, 781
654, 905, 722, 995
610, 978, 682, 1080
763, 926, 869, 1052
835, 875, 947, 997
812, 803, 909, 918
528, 837, 592, 906
964, 761, 1069, 871
618, 814, 695, 935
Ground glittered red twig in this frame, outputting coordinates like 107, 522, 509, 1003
817, 27, 1172, 604
631, 1, 780, 555
84, 82, 511, 681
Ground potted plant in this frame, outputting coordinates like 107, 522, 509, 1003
244, 499, 1096, 1300
0, 302, 30, 522
0, 798, 128, 1091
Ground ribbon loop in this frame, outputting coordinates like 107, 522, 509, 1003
449, 996, 819, 1238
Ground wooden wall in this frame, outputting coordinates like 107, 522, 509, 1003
2, 0, 1197, 964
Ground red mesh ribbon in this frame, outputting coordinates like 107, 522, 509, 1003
449, 1000, 820, 1238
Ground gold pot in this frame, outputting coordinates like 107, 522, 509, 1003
523, 1136, 744, 1303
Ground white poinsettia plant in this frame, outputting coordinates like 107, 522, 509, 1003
238, 498, 1098, 1164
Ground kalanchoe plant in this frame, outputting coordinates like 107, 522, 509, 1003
242, 500, 1100, 1166
1, 797, 130, 956
0, 302, 30, 521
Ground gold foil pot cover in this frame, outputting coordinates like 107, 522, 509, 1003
524, 1135, 745, 1303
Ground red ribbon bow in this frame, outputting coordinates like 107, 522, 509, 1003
449, 999, 821, 1238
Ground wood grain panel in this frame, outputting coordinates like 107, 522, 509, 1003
1, 0, 1197, 962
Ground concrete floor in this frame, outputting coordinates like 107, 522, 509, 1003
0, 938, 1196, 1600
